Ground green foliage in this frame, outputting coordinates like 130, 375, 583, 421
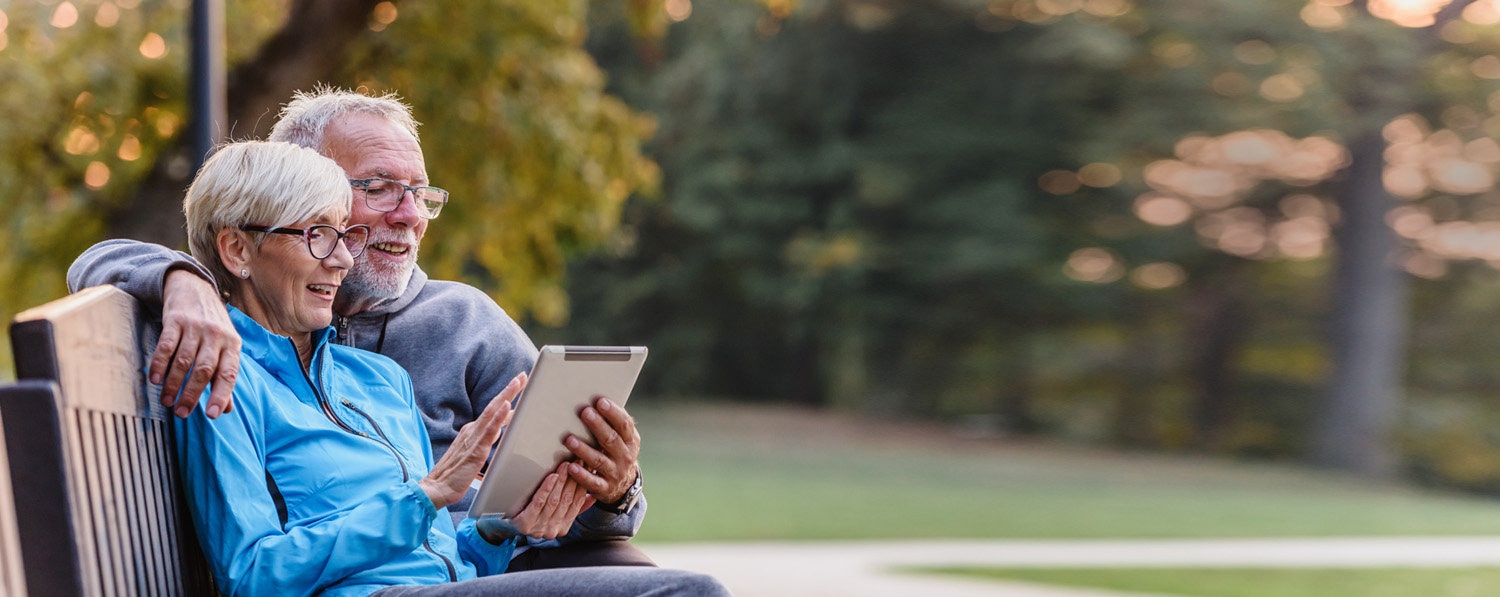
0, 0, 657, 329
0, 1, 191, 315
342, 0, 659, 325
554, 0, 1500, 490
561, 0, 1136, 411
1401, 264, 1500, 493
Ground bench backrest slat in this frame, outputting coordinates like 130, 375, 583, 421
0, 384, 30, 597
3, 285, 214, 596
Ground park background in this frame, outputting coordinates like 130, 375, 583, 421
13, 0, 1500, 594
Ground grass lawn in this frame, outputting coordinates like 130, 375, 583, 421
631, 400, 1500, 542
921, 566, 1500, 597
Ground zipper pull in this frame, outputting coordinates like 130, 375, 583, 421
339, 398, 370, 437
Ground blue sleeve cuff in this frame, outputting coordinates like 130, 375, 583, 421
407, 480, 440, 519
456, 518, 517, 576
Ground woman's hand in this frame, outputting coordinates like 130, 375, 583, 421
419, 373, 526, 509
509, 465, 595, 539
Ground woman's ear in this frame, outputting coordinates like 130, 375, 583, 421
216, 227, 252, 278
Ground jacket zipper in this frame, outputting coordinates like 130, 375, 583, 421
294, 339, 409, 482
294, 338, 453, 580
422, 541, 458, 582
341, 398, 410, 482
294, 344, 360, 436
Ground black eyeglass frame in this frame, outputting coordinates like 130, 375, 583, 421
348, 177, 450, 220
239, 224, 372, 259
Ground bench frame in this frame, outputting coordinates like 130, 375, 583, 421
0, 286, 214, 595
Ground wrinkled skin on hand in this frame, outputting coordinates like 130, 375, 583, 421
421, 374, 524, 509
157, 269, 240, 418
563, 396, 641, 505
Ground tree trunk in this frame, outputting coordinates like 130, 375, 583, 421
998, 335, 1040, 435
1187, 265, 1249, 451
1114, 300, 1162, 447
1311, 129, 1409, 476
1304, 0, 1478, 475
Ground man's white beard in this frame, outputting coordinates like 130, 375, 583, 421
343, 231, 419, 306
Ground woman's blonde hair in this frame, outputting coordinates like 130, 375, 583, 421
183, 141, 352, 292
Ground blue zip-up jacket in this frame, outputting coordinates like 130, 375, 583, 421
174, 307, 515, 597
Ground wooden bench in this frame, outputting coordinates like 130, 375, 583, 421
0, 285, 215, 595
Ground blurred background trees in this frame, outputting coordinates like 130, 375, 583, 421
13, 0, 1500, 491
556, 0, 1500, 488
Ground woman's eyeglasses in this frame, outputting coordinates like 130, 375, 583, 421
239, 224, 372, 259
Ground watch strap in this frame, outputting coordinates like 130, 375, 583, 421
598, 469, 642, 515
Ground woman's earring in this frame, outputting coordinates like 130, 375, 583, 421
240, 268, 249, 279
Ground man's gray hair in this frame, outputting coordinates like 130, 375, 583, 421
268, 85, 421, 151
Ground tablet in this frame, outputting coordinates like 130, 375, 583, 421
467, 345, 648, 520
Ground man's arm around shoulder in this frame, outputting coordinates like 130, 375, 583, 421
69, 239, 238, 418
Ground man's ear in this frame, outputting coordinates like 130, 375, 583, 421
216, 227, 252, 276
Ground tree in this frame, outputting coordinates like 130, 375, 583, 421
567, 0, 1500, 482
976, 0, 1500, 474
0, 0, 659, 329
568, 0, 1135, 416
1309, 0, 1484, 475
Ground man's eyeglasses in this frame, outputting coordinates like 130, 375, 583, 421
349, 178, 449, 220
239, 224, 372, 259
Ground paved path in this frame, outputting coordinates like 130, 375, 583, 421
642, 537, 1500, 596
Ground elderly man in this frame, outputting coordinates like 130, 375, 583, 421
69, 87, 652, 571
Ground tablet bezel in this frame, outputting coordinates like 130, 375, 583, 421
466, 345, 647, 521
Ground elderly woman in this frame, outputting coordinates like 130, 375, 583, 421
175, 141, 727, 597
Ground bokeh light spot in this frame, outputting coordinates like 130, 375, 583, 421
1039, 170, 1081, 195
1082, 0, 1132, 17
118, 135, 142, 161
51, 2, 79, 28
1131, 262, 1186, 289
1473, 56, 1500, 79
84, 162, 111, 189
1301, 3, 1346, 29
1464, 0, 1500, 25
95, 2, 120, 27
1078, 162, 1122, 187
1212, 71, 1252, 96
665, 0, 693, 22
65, 127, 101, 156
139, 32, 167, 59
1135, 194, 1193, 227
1259, 74, 1304, 102
1065, 248, 1124, 283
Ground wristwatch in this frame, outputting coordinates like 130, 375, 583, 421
598, 469, 642, 515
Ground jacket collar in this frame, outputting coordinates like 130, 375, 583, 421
229, 306, 336, 385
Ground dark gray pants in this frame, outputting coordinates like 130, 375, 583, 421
370, 566, 731, 597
